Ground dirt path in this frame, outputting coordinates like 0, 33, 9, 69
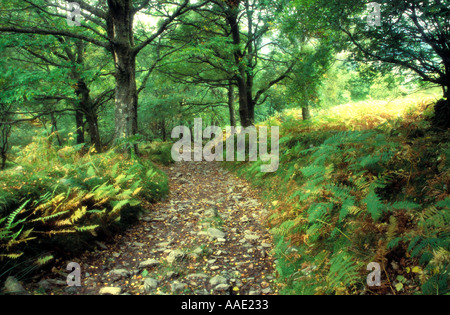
25, 161, 276, 295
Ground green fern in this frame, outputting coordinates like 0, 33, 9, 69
391, 201, 421, 211
35, 255, 54, 266
327, 251, 360, 291
362, 185, 385, 221
5, 200, 30, 230
271, 220, 296, 238
28, 210, 70, 223
75, 225, 99, 232
339, 196, 356, 222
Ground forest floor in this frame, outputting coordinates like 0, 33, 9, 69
23, 160, 277, 295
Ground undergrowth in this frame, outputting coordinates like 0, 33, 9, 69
0, 133, 168, 280
225, 95, 449, 295
140, 141, 174, 166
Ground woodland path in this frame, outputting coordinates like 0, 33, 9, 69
25, 160, 276, 295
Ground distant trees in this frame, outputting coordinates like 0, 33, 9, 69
160, 0, 296, 127
218, 0, 296, 126
311, 0, 449, 128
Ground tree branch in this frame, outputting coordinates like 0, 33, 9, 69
339, 26, 437, 84
253, 61, 296, 105
133, 0, 211, 55
133, 0, 190, 54
0, 26, 109, 49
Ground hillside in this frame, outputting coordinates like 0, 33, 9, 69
225, 93, 449, 295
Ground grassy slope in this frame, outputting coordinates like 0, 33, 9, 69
225, 92, 449, 295
0, 136, 169, 279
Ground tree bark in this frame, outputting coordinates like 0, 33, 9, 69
226, 3, 253, 127
302, 105, 311, 120
227, 82, 236, 127
0, 124, 9, 170
73, 80, 102, 152
0, 152, 6, 170
75, 109, 85, 145
237, 77, 252, 127
433, 80, 450, 129
50, 113, 62, 146
0, 150, 6, 170
245, 0, 255, 125
113, 49, 138, 142
107, 0, 139, 152
85, 109, 102, 152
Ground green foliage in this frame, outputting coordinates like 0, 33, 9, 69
141, 141, 174, 166
226, 97, 449, 295
0, 134, 168, 275
326, 251, 361, 291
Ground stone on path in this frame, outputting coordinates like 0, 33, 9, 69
99, 287, 122, 295
139, 259, 160, 268
143, 278, 159, 292
244, 234, 260, 240
171, 281, 186, 293
207, 228, 226, 240
204, 207, 219, 217
167, 249, 185, 264
3, 276, 28, 295
213, 284, 230, 292
187, 273, 209, 279
209, 275, 228, 286
110, 269, 131, 278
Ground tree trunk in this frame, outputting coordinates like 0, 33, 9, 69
226, 1, 253, 128
227, 82, 236, 127
108, 0, 139, 152
0, 125, 8, 170
161, 118, 166, 142
75, 109, 85, 145
245, 0, 255, 125
237, 76, 252, 127
50, 113, 62, 146
113, 49, 138, 145
433, 86, 449, 129
302, 105, 311, 120
0, 151, 6, 170
85, 110, 102, 152
65, 38, 102, 152
246, 83, 255, 125
74, 81, 102, 152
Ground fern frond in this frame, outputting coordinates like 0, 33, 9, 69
75, 225, 99, 232
34, 229, 76, 235
0, 253, 23, 260
54, 219, 71, 226
271, 220, 296, 238
327, 251, 360, 289
5, 200, 30, 230
338, 197, 355, 222
386, 216, 398, 246
29, 210, 70, 223
70, 207, 87, 224
35, 255, 54, 266
362, 185, 385, 221
391, 201, 421, 211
